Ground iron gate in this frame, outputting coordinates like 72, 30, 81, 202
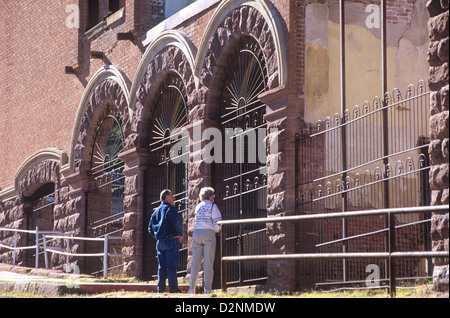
85, 105, 125, 276
143, 74, 189, 280
295, 81, 432, 287
214, 37, 268, 286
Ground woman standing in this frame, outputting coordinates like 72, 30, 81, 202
188, 187, 222, 294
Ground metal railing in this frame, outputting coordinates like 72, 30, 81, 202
218, 205, 449, 297
0, 227, 61, 268
42, 234, 130, 278
0, 227, 130, 278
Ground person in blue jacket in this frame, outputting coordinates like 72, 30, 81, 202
148, 189, 183, 293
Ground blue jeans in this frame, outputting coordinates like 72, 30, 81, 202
156, 238, 179, 292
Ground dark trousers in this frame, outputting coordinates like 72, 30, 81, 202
156, 238, 179, 292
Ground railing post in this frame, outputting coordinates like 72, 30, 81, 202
13, 230, 17, 265
43, 235, 48, 269
66, 238, 70, 272
35, 227, 39, 268
220, 226, 227, 292
103, 234, 109, 279
388, 212, 396, 297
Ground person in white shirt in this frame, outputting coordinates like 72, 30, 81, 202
187, 187, 222, 294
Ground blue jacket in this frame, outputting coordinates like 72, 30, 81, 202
148, 202, 183, 240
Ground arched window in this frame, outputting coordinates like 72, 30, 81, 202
214, 37, 268, 285
143, 74, 189, 279
85, 104, 125, 275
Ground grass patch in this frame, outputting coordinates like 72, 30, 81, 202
1, 283, 447, 299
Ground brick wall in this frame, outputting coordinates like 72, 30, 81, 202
0, 0, 151, 191
1, 0, 440, 286
0, 1, 82, 190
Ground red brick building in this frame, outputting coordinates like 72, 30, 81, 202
1, 0, 447, 292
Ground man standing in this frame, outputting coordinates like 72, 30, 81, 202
148, 189, 183, 293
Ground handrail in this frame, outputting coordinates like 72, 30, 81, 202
0, 227, 130, 279
0, 227, 62, 267
217, 205, 446, 225
218, 205, 449, 297
42, 234, 131, 278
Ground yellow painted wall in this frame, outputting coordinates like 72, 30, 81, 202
304, 16, 430, 209
305, 21, 429, 125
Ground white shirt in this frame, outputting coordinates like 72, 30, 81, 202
194, 200, 222, 232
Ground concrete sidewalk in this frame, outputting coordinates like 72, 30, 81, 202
0, 263, 192, 297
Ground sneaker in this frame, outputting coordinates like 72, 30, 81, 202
187, 288, 195, 294
204, 289, 212, 294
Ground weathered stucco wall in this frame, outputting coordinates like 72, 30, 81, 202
305, 1, 429, 123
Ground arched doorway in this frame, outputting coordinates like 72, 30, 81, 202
25, 182, 55, 268
214, 36, 268, 286
85, 104, 125, 276
143, 73, 189, 280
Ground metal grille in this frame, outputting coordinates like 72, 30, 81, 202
295, 81, 432, 287
143, 74, 189, 280
85, 105, 125, 276
214, 37, 268, 286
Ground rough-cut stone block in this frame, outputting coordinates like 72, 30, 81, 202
429, 139, 444, 164
123, 212, 137, 230
429, 63, 449, 91
428, 40, 442, 66
429, 163, 450, 189
428, 10, 449, 41
441, 84, 449, 110
266, 192, 286, 215
431, 212, 449, 241
438, 37, 449, 62
430, 91, 442, 115
443, 138, 449, 161
433, 265, 449, 291
430, 111, 449, 139
442, 188, 450, 204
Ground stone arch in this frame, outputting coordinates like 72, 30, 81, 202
128, 30, 197, 149
19, 160, 60, 200
71, 66, 131, 172
124, 31, 196, 278
0, 148, 66, 202
196, 0, 288, 98
15, 159, 61, 267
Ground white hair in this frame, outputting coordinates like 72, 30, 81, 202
199, 187, 215, 201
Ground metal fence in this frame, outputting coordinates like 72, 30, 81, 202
219, 205, 449, 297
295, 81, 433, 287
0, 227, 61, 268
0, 227, 129, 279
43, 233, 130, 278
